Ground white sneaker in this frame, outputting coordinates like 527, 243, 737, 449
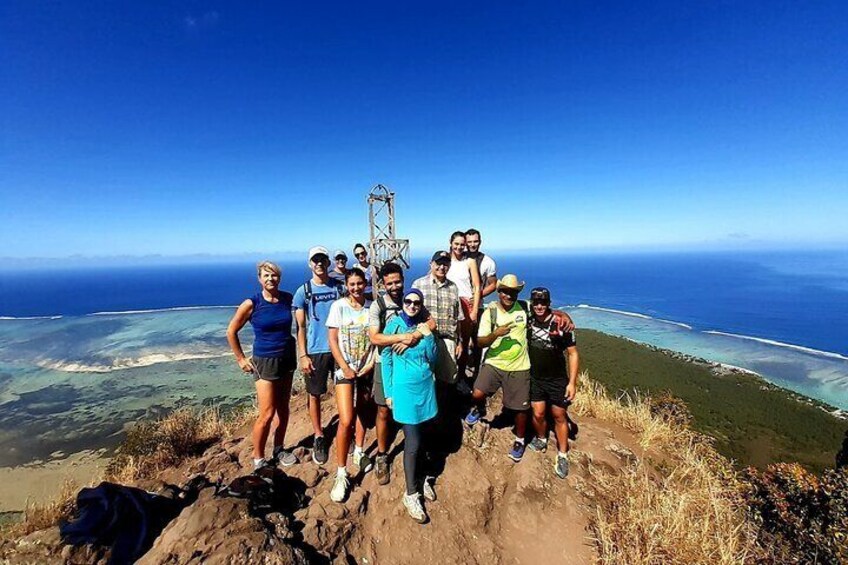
403, 492, 427, 523
422, 476, 437, 502
330, 473, 349, 503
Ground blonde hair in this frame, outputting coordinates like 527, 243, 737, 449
256, 261, 281, 276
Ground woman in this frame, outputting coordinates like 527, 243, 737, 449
446, 231, 481, 381
381, 289, 439, 523
326, 269, 376, 502
226, 261, 297, 471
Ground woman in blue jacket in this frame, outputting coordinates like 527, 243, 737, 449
381, 288, 439, 523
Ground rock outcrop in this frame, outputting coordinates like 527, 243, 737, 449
2, 389, 644, 564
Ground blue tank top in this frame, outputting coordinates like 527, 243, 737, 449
249, 291, 294, 358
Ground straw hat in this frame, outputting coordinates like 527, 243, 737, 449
496, 274, 525, 292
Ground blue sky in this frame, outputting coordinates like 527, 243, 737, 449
1, 1, 846, 260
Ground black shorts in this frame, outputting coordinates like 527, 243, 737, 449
252, 355, 296, 382
333, 371, 374, 398
530, 378, 571, 409
305, 352, 335, 395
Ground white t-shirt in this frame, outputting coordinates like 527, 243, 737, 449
326, 298, 373, 373
478, 254, 496, 282
447, 257, 474, 299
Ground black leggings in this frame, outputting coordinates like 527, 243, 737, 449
402, 423, 430, 496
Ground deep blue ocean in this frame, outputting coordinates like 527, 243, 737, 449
0, 250, 846, 465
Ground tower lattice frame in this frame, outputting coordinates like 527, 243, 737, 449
367, 184, 410, 269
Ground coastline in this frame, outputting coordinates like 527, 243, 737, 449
2, 328, 845, 514
623, 337, 848, 421
0, 449, 108, 514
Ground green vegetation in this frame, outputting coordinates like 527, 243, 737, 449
579, 329, 847, 472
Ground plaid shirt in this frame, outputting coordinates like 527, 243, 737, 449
412, 274, 464, 339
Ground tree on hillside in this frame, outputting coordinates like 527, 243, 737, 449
838, 429, 848, 469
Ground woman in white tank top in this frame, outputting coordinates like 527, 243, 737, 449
447, 231, 481, 381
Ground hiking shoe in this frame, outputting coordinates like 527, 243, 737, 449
354, 451, 374, 474
330, 473, 349, 503
273, 447, 297, 467
403, 493, 427, 524
252, 458, 270, 472
528, 437, 548, 453
464, 406, 483, 426
508, 440, 526, 462
375, 454, 390, 485
312, 436, 328, 465
555, 455, 569, 479
422, 476, 437, 502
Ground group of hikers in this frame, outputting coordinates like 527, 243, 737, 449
226, 230, 579, 524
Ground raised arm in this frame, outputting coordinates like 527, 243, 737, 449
468, 259, 481, 322
226, 299, 255, 374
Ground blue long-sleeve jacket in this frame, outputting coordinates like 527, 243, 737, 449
380, 317, 438, 425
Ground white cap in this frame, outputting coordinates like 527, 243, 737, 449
308, 246, 330, 261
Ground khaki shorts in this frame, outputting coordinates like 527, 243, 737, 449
474, 364, 531, 411
434, 336, 458, 384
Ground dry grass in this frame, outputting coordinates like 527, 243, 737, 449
106, 404, 257, 483
575, 372, 759, 564
1, 480, 79, 541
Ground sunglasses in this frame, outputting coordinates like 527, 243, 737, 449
499, 289, 519, 297
355, 251, 367, 258
403, 299, 422, 307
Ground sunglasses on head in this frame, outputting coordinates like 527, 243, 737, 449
403, 298, 422, 306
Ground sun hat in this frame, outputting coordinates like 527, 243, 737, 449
496, 274, 525, 292
308, 246, 330, 261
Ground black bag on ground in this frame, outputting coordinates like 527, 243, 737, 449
60, 481, 187, 565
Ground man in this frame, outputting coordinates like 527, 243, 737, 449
412, 251, 465, 385
352, 243, 379, 301
464, 229, 497, 300
462, 228, 497, 389
328, 250, 349, 286
293, 246, 344, 466
464, 274, 533, 463
368, 261, 432, 485
525, 287, 579, 479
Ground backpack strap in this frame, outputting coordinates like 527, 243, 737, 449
376, 294, 388, 329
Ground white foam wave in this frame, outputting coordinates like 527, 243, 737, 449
703, 331, 848, 361
571, 304, 694, 329
87, 305, 236, 316
37, 351, 231, 373
0, 315, 64, 321
574, 304, 653, 320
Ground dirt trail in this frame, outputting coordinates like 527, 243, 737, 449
2, 389, 644, 564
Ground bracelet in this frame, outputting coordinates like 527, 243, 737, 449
299, 353, 309, 359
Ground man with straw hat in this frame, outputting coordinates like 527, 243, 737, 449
464, 274, 533, 462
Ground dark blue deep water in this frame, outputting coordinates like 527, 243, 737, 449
2, 250, 847, 356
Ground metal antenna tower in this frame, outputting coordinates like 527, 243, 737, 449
367, 184, 410, 269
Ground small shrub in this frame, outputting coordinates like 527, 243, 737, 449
648, 391, 693, 429
0, 480, 78, 540
742, 463, 848, 563
837, 429, 848, 469
106, 405, 253, 482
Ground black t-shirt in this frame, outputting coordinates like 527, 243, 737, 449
528, 315, 576, 379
